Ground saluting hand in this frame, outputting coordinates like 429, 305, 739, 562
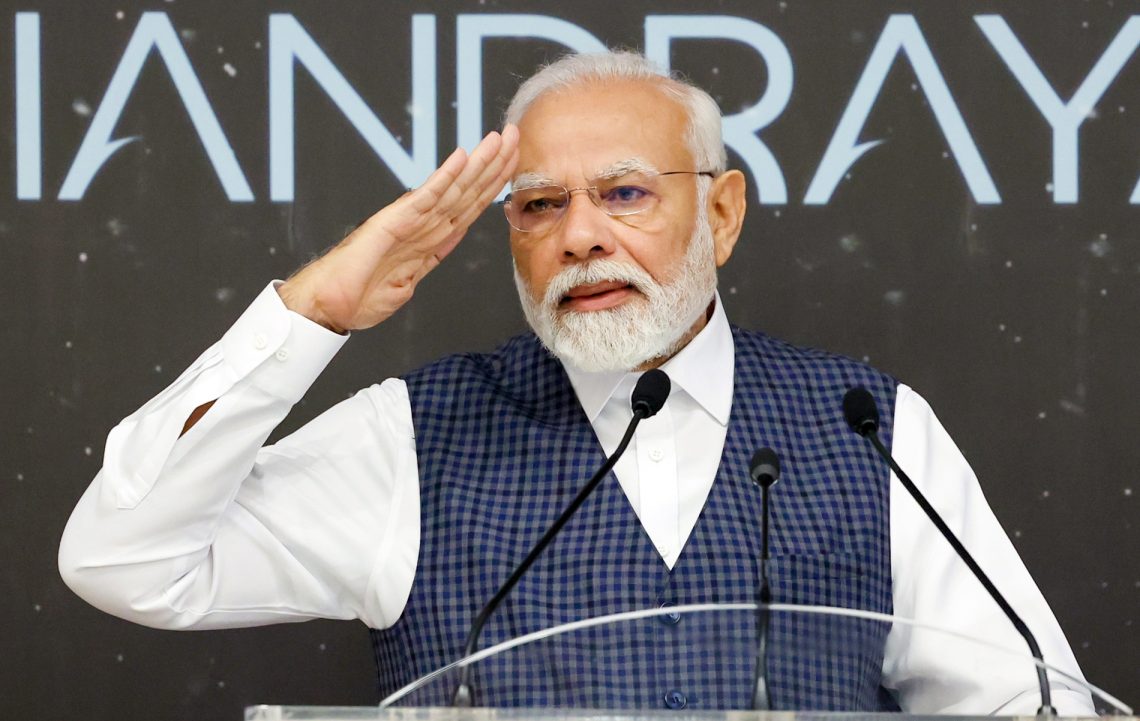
278, 125, 520, 333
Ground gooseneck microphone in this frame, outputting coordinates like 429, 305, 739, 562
749, 448, 780, 711
842, 387, 1056, 717
452, 369, 672, 707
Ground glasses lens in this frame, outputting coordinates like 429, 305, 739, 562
505, 186, 568, 232
594, 172, 661, 217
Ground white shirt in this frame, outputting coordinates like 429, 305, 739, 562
59, 283, 1094, 714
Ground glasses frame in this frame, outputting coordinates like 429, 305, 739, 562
501, 170, 716, 233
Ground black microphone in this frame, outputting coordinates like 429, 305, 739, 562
452, 369, 671, 707
631, 366, 671, 418
842, 387, 1056, 717
749, 448, 780, 711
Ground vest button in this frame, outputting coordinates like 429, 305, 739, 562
664, 690, 688, 709
658, 602, 681, 625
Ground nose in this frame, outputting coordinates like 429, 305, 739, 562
555, 189, 617, 261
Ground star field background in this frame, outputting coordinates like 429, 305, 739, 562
0, 1, 1136, 718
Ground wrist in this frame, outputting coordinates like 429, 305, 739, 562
276, 281, 347, 335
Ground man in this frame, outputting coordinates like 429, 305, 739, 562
60, 52, 1092, 712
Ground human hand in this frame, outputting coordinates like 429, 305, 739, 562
278, 125, 519, 333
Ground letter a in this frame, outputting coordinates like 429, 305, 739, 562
805, 15, 999, 205
59, 12, 252, 201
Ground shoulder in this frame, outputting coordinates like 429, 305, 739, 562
403, 333, 547, 386
730, 324, 898, 392
401, 332, 564, 413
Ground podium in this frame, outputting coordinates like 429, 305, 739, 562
247, 604, 1134, 719
248, 712, 1128, 721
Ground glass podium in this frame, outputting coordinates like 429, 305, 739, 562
247, 604, 1133, 720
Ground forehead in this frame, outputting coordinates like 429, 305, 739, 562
513, 79, 694, 182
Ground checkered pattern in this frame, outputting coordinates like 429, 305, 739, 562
370, 328, 898, 710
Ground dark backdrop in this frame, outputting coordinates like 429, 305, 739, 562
1, 2, 1136, 719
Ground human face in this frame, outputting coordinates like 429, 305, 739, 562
509, 80, 713, 369
514, 204, 717, 372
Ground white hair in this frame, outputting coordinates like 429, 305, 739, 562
504, 51, 727, 175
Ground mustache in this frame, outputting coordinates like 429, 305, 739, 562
543, 259, 656, 307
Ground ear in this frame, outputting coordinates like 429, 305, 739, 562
706, 169, 747, 267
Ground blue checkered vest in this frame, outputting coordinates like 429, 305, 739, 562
371, 327, 899, 710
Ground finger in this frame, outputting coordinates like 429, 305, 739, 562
430, 155, 516, 264
358, 130, 511, 260
450, 141, 518, 231
479, 133, 519, 205
399, 132, 505, 226
460, 124, 519, 205
394, 133, 507, 248
421, 135, 516, 245
416, 249, 444, 281
470, 124, 517, 183
440, 162, 508, 229
438, 130, 508, 204
441, 174, 514, 245
499, 123, 519, 156
441, 135, 518, 230
406, 145, 471, 213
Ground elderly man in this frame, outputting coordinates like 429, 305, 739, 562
60, 52, 1091, 712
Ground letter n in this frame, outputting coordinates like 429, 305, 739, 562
269, 14, 437, 202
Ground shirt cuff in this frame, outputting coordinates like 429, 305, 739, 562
219, 281, 349, 404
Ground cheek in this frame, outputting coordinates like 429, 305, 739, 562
634, 201, 696, 247
621, 228, 693, 283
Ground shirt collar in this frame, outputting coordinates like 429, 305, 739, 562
563, 292, 734, 425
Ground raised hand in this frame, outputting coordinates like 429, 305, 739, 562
278, 125, 519, 333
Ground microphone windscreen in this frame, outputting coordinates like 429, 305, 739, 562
749, 447, 780, 487
631, 369, 671, 418
842, 387, 880, 437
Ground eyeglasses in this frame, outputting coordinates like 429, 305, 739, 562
501, 170, 715, 233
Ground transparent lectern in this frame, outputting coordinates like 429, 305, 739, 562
247, 604, 1134, 720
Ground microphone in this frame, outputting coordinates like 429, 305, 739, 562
842, 387, 1056, 717
452, 369, 671, 707
631, 366, 671, 418
749, 448, 780, 711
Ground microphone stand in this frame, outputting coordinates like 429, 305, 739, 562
452, 370, 670, 707
749, 447, 780, 711
864, 430, 1056, 716
751, 484, 773, 710
844, 387, 1056, 717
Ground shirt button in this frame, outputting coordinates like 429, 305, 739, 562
274, 348, 290, 362
658, 602, 681, 626
648, 448, 664, 462
663, 690, 687, 709
253, 333, 268, 350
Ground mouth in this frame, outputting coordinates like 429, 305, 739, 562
560, 280, 637, 312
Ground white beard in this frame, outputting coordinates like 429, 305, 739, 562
514, 208, 718, 373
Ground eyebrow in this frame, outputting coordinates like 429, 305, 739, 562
511, 172, 557, 192
593, 157, 659, 179
510, 157, 661, 191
